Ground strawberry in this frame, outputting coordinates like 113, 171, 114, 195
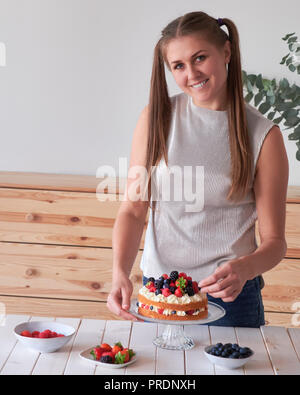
21, 330, 32, 337
115, 348, 135, 364
31, 331, 40, 338
112, 342, 123, 355
149, 286, 156, 293
100, 343, 112, 352
90, 346, 105, 361
57, 334, 65, 337
145, 281, 154, 289
50, 331, 58, 338
162, 288, 171, 297
169, 282, 175, 287
175, 288, 183, 297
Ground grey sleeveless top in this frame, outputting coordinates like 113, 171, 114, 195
140, 92, 276, 281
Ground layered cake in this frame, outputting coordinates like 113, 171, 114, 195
137, 271, 208, 320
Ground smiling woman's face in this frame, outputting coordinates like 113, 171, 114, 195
165, 34, 231, 111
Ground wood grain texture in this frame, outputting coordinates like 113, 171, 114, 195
0, 295, 122, 319
0, 172, 299, 326
0, 242, 143, 301
0, 188, 146, 247
261, 258, 300, 313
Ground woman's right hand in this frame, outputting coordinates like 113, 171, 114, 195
107, 274, 143, 321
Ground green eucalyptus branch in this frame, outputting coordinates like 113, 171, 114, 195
242, 33, 300, 161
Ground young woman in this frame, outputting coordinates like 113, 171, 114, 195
107, 11, 289, 327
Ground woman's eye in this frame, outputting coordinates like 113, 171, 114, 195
174, 63, 183, 70
174, 55, 206, 70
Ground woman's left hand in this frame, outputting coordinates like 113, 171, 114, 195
198, 258, 250, 302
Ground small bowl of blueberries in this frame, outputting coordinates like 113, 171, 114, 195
204, 342, 254, 370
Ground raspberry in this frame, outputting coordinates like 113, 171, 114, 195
179, 272, 187, 279
20, 330, 32, 337
162, 274, 168, 279
186, 310, 195, 315
192, 281, 199, 293
162, 288, 171, 297
39, 331, 50, 338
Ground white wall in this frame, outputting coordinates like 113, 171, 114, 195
0, 0, 299, 185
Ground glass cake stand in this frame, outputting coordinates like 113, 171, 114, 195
130, 299, 225, 351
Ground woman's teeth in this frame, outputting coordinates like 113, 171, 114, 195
192, 79, 209, 89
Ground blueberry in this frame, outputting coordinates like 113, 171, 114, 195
163, 283, 170, 289
164, 278, 171, 284
150, 306, 154, 310
154, 280, 162, 288
232, 343, 239, 351
231, 351, 240, 359
155, 289, 162, 295
169, 286, 176, 293
221, 351, 229, 358
171, 310, 176, 315
210, 347, 218, 354
148, 277, 155, 283
216, 343, 223, 348
215, 350, 222, 356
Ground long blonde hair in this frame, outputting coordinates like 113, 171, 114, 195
146, 11, 252, 204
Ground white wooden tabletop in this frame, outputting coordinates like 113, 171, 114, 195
1, 314, 300, 375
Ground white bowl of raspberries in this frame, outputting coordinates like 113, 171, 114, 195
14, 321, 76, 353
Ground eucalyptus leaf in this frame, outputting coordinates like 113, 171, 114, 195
259, 102, 271, 114
242, 33, 300, 161
254, 91, 264, 106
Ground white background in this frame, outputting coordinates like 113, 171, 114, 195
0, 0, 299, 184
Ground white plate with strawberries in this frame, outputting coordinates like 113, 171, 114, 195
79, 342, 137, 368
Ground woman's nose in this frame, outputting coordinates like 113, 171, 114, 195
186, 64, 202, 81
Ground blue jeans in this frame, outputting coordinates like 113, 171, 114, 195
142, 275, 265, 328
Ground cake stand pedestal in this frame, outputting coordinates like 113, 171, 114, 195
153, 323, 194, 350
130, 300, 225, 351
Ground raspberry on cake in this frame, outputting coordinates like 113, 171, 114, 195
137, 271, 208, 321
